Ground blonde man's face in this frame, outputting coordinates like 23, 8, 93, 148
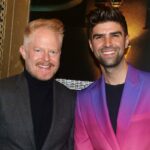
20, 28, 63, 81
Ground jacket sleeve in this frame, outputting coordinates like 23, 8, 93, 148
74, 95, 94, 150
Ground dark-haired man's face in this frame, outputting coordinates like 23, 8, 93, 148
89, 21, 129, 68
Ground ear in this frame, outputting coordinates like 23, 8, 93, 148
125, 35, 130, 49
19, 45, 27, 60
89, 40, 94, 53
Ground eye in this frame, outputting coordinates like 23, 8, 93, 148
34, 48, 42, 52
93, 34, 103, 40
49, 50, 59, 56
112, 33, 120, 37
111, 32, 122, 38
50, 50, 56, 54
95, 36, 101, 39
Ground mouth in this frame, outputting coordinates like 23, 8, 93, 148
101, 49, 116, 58
37, 63, 54, 69
100, 46, 117, 57
102, 50, 115, 55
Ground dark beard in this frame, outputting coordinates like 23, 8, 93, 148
97, 52, 124, 68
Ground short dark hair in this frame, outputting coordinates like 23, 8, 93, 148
86, 6, 128, 39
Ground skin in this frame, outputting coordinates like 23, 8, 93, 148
89, 21, 129, 84
19, 27, 63, 81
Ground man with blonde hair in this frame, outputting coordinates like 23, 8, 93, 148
0, 18, 76, 150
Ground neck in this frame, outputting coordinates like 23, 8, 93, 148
101, 60, 128, 85
24, 69, 53, 86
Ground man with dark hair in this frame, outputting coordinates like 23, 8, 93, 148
74, 6, 150, 150
0, 18, 76, 150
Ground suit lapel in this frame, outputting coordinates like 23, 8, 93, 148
90, 78, 120, 149
15, 76, 64, 150
117, 65, 142, 147
42, 80, 72, 149
15, 74, 36, 149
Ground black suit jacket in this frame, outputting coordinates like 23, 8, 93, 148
0, 73, 76, 150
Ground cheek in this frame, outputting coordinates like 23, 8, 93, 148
92, 49, 100, 58
90, 42, 98, 52
51, 56, 60, 65
28, 52, 41, 61
55, 57, 60, 65
94, 40, 104, 49
120, 41, 127, 50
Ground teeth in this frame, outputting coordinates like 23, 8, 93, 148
102, 51, 115, 55
39, 65, 50, 69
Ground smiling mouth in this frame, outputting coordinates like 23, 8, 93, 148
39, 65, 50, 69
38, 63, 54, 69
101, 49, 116, 58
102, 50, 115, 55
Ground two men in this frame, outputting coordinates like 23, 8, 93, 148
1, 5, 150, 150
75, 6, 150, 150
0, 19, 76, 150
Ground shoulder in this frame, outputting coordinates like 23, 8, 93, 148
131, 65, 150, 79
54, 80, 77, 97
77, 79, 100, 96
138, 70, 150, 85
128, 64, 150, 83
53, 80, 76, 111
0, 73, 24, 88
0, 73, 27, 97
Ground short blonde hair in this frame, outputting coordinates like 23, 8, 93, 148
23, 18, 64, 44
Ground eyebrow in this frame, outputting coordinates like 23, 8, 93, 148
110, 31, 123, 36
92, 31, 123, 39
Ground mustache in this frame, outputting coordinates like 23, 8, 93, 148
36, 61, 55, 67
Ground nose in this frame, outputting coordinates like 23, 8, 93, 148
104, 37, 112, 47
43, 51, 50, 61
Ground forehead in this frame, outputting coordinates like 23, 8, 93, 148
24, 27, 63, 49
28, 27, 63, 43
92, 21, 124, 34
32, 27, 58, 37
